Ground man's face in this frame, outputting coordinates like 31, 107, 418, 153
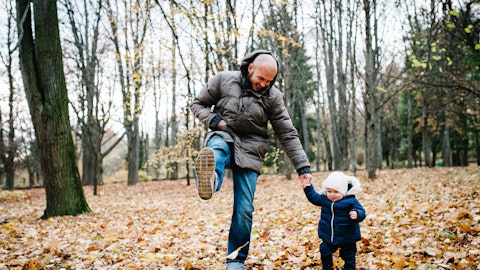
247, 63, 276, 91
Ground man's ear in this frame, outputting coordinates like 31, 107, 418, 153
247, 63, 254, 74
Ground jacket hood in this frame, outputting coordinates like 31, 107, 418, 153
239, 50, 279, 91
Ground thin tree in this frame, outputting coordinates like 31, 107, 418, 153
333, 0, 350, 171
16, 0, 90, 218
259, 0, 316, 178
62, 0, 114, 189
346, 0, 360, 173
363, 0, 381, 179
0, 0, 18, 190
313, 0, 333, 171
105, 0, 151, 185
167, 4, 178, 180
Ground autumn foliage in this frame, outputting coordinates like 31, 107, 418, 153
1, 166, 479, 269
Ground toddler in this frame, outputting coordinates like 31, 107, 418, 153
304, 171, 366, 269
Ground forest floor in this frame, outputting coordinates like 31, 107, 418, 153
0, 166, 479, 269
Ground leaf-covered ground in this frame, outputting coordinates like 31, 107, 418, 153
1, 166, 479, 269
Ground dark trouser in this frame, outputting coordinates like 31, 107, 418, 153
320, 241, 357, 270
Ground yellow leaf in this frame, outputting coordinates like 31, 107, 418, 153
184, 262, 193, 269
133, 72, 141, 83
27, 259, 40, 270
146, 253, 156, 263
475, 43, 480, 50
465, 24, 473, 33
3, 221, 19, 229
447, 57, 453, 66
446, 22, 455, 28
449, 9, 459, 17
376, 86, 387, 93
393, 256, 406, 269
411, 59, 423, 67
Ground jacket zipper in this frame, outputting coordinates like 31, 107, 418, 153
330, 202, 335, 243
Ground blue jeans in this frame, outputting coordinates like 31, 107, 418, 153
207, 135, 258, 263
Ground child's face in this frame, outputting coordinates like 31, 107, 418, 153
326, 188, 344, 202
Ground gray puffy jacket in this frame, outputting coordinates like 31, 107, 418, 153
190, 50, 310, 174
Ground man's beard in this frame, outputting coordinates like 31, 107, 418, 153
248, 73, 268, 91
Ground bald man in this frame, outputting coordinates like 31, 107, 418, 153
190, 50, 312, 269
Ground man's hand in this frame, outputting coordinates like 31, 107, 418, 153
217, 120, 227, 127
299, 173, 312, 189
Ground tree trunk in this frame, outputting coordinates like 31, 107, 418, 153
323, 1, 339, 171
1, 2, 17, 190
335, 2, 349, 171
168, 32, 178, 180
363, 0, 378, 179
0, 100, 15, 190
16, 0, 90, 218
407, 90, 413, 168
375, 110, 382, 169
127, 121, 140, 185
347, 1, 358, 173
476, 128, 480, 166
421, 89, 432, 167
442, 96, 452, 166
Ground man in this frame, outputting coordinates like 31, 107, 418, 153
190, 50, 312, 269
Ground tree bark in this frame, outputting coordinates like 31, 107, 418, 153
16, 0, 90, 218
347, 0, 358, 173
407, 90, 413, 168
334, 1, 349, 171
168, 28, 178, 180
0, 0, 17, 190
363, 0, 379, 179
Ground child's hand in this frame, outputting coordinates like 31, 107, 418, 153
349, 210, 358, 220
299, 173, 312, 189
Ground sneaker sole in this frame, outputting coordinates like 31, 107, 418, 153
195, 147, 215, 200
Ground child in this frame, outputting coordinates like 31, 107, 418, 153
304, 171, 366, 270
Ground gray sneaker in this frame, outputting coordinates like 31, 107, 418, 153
195, 147, 216, 200
226, 262, 244, 270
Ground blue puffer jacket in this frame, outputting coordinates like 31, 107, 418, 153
304, 184, 366, 245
